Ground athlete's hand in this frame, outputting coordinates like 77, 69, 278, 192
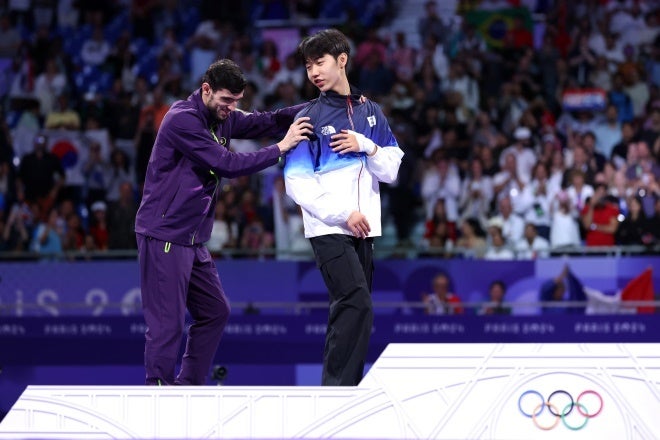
277, 117, 313, 154
330, 130, 359, 154
347, 211, 371, 238
330, 130, 377, 155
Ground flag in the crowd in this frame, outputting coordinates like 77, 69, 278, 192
561, 88, 608, 112
464, 7, 533, 49
620, 267, 655, 314
581, 267, 655, 315
566, 268, 586, 314
44, 129, 89, 187
584, 287, 625, 315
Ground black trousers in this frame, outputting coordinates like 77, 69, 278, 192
310, 234, 374, 386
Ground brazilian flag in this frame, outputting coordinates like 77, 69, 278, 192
465, 7, 533, 49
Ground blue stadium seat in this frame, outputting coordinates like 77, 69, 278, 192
5, 110, 22, 129
132, 37, 151, 59
319, 0, 346, 19
97, 71, 115, 93
135, 50, 159, 85
104, 10, 130, 44
63, 24, 93, 59
74, 65, 106, 95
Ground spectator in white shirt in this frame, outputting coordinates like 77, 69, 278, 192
607, 0, 644, 37
620, 6, 656, 49
459, 157, 493, 223
207, 199, 238, 256
637, 11, 659, 54
595, 32, 625, 74
519, 161, 555, 239
186, 18, 226, 86
499, 126, 537, 185
271, 52, 305, 91
593, 104, 622, 159
271, 176, 311, 260
34, 58, 68, 117
548, 148, 566, 193
493, 151, 526, 211
489, 195, 525, 246
587, 20, 607, 56
484, 220, 515, 261
550, 191, 582, 249
516, 222, 550, 259
417, 34, 448, 81
566, 168, 595, 218
80, 25, 111, 67
421, 150, 461, 222
623, 67, 650, 120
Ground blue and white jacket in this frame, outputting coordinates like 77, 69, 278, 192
283, 89, 404, 238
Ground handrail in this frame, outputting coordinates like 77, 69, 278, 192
2, 300, 658, 315
0, 244, 657, 262
254, 18, 344, 28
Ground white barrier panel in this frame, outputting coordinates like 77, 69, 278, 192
1, 343, 659, 439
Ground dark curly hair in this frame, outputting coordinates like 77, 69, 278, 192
201, 59, 247, 94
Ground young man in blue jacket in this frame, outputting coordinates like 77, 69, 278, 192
135, 59, 312, 385
284, 29, 404, 386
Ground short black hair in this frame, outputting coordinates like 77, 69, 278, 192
201, 59, 247, 94
297, 28, 351, 63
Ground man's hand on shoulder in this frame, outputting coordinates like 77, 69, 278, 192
277, 117, 313, 154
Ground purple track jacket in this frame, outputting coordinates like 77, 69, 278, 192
135, 89, 304, 246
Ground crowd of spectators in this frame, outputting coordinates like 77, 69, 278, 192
0, 0, 659, 260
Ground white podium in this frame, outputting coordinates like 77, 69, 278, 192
1, 343, 659, 439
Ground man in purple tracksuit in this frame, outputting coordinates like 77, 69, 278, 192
134, 59, 312, 385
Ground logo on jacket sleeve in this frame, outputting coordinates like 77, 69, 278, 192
367, 115, 376, 127
321, 125, 336, 136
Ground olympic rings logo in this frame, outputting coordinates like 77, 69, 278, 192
518, 389, 604, 431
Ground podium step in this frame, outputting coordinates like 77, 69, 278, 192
1, 343, 659, 439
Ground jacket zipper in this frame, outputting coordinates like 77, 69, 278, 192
191, 170, 219, 245
191, 125, 222, 245
357, 157, 364, 212
346, 95, 363, 213
161, 184, 180, 217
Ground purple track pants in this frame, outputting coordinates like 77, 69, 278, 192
137, 234, 230, 385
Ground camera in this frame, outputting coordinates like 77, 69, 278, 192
211, 365, 228, 384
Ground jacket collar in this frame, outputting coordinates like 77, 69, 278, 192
190, 88, 217, 127
319, 85, 363, 107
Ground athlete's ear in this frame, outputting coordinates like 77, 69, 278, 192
202, 82, 212, 95
338, 53, 348, 68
